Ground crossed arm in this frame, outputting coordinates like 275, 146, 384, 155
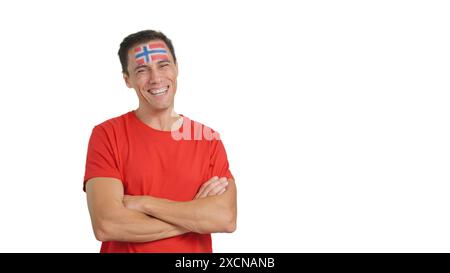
85, 176, 237, 243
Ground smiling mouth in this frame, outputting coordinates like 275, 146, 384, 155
148, 86, 169, 96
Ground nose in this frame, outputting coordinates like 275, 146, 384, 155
149, 68, 162, 84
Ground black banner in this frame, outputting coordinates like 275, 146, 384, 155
0, 253, 447, 272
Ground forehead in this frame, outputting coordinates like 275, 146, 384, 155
128, 40, 172, 63
131, 40, 169, 52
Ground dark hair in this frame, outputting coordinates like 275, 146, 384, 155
118, 30, 177, 75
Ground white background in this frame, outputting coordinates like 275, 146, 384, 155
0, 0, 449, 252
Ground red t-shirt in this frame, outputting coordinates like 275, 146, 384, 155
83, 111, 233, 253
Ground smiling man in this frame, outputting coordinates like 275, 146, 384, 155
83, 30, 236, 253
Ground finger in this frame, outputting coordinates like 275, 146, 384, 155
201, 179, 225, 197
195, 176, 219, 199
195, 177, 217, 198
201, 176, 219, 191
208, 181, 228, 196
197, 182, 218, 198
208, 177, 228, 195
198, 179, 225, 198
202, 179, 228, 197
209, 185, 227, 196
196, 176, 219, 197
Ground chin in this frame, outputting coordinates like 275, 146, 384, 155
148, 102, 173, 111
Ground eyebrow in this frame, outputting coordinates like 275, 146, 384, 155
134, 65, 148, 72
133, 60, 171, 71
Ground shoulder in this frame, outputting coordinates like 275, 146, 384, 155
93, 111, 132, 132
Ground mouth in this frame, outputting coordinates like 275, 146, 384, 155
147, 85, 169, 96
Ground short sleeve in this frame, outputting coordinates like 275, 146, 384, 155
83, 125, 122, 191
209, 138, 234, 180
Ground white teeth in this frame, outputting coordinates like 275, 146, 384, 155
149, 87, 168, 96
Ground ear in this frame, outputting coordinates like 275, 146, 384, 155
174, 61, 179, 76
123, 73, 132, 88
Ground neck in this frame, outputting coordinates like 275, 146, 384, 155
134, 105, 182, 131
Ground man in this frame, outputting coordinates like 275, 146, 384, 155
83, 30, 236, 253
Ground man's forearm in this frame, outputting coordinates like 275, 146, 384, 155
95, 206, 189, 243
86, 178, 190, 243
143, 197, 234, 234
136, 179, 237, 234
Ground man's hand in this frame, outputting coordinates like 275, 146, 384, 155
123, 176, 229, 212
86, 178, 190, 242
122, 176, 236, 234
123, 195, 149, 213
194, 176, 229, 199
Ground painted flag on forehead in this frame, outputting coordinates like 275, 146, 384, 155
134, 42, 169, 65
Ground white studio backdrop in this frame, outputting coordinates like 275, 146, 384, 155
0, 0, 449, 252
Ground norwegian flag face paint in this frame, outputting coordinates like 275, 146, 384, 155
134, 42, 169, 65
